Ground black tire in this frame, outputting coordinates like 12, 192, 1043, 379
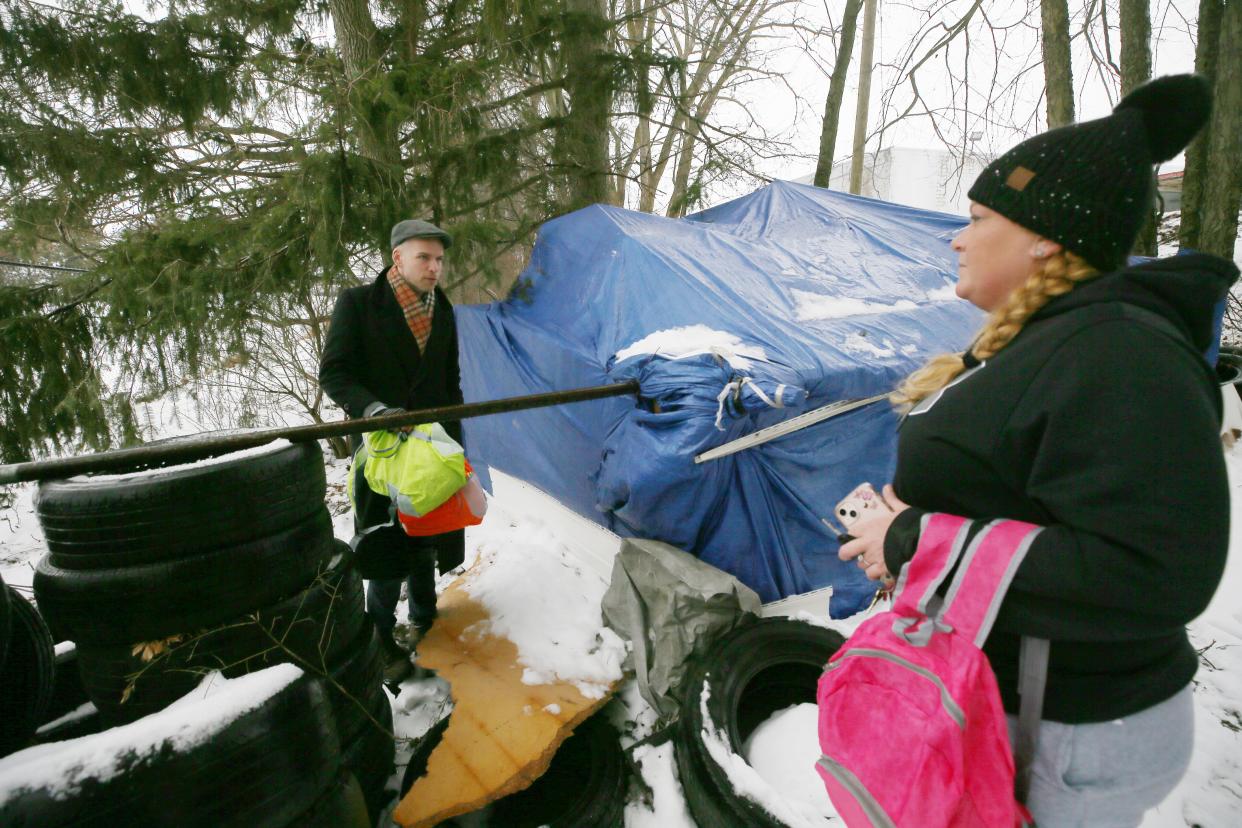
0, 572, 11, 674
342, 688, 396, 823
295, 771, 372, 828
76, 553, 367, 724
674, 618, 845, 828
0, 587, 56, 757
35, 440, 326, 564
0, 668, 342, 828
34, 508, 336, 644
488, 712, 627, 828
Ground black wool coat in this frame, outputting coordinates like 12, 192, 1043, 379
319, 268, 464, 442
319, 268, 466, 570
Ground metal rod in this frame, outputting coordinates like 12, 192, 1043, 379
0, 380, 640, 485
694, 393, 888, 464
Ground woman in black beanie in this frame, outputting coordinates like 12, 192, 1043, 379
840, 74, 1238, 826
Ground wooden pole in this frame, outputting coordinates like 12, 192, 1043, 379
0, 381, 640, 485
849, 0, 879, 195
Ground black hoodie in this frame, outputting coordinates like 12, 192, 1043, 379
883, 253, 1239, 723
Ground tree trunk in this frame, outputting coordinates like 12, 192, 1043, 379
1120, 0, 1156, 255
814, 0, 864, 188
1199, 0, 1242, 258
329, 0, 404, 252
1180, 0, 1224, 251
556, 0, 612, 213
1041, 0, 1074, 127
848, 0, 878, 194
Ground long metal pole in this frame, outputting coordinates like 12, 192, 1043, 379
848, 0, 879, 195
0, 381, 640, 485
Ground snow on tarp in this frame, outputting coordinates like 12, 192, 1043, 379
457, 180, 979, 616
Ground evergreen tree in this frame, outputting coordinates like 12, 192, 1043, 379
0, 0, 626, 462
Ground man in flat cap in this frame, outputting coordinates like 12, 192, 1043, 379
320, 219, 465, 683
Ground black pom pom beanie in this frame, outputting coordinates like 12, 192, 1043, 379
967, 74, 1212, 271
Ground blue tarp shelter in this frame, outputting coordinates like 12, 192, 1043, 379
457, 180, 981, 617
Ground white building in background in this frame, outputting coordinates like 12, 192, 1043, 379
810, 146, 1185, 218
822, 146, 991, 216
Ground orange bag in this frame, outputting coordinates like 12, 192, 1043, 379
397, 460, 488, 536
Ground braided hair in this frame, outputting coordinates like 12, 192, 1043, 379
891, 251, 1098, 410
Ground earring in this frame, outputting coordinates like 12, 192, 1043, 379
1034, 244, 1047, 257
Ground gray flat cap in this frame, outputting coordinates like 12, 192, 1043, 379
390, 219, 452, 250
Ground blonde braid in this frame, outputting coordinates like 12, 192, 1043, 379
891, 251, 1098, 410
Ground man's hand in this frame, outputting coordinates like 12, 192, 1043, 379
372, 405, 415, 434
838, 484, 909, 583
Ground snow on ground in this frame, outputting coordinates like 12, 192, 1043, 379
3, 439, 1242, 826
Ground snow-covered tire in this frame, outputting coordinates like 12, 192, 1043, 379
75, 551, 367, 724
399, 712, 626, 828
34, 440, 326, 565
34, 509, 336, 644
0, 588, 56, 757
674, 618, 845, 827
0, 669, 342, 828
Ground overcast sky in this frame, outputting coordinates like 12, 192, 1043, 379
720, 0, 1201, 203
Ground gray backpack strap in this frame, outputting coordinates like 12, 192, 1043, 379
1014, 635, 1049, 805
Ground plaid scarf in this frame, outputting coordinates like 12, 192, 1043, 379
386, 266, 435, 351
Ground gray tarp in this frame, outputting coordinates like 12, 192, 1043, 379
601, 538, 761, 720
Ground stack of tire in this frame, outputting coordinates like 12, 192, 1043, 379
30, 441, 394, 821
0, 665, 371, 828
0, 574, 57, 757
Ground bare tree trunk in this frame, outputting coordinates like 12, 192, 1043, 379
1180, 0, 1224, 251
1199, 0, 1242, 258
557, 0, 612, 212
849, 0, 878, 194
814, 0, 864, 187
1120, 0, 1156, 255
1041, 0, 1074, 127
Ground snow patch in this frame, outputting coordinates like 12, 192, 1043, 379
926, 284, 959, 301
743, 703, 839, 819
613, 325, 768, 370
625, 742, 697, 827
698, 682, 837, 826
460, 501, 626, 699
792, 289, 917, 321
84, 438, 295, 482
840, 332, 896, 358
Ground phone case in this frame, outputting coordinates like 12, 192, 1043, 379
834, 482, 885, 528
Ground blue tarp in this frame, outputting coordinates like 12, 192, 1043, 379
457, 180, 981, 617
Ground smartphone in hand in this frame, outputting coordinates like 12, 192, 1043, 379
833, 482, 889, 529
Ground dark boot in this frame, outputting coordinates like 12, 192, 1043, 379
378, 626, 413, 684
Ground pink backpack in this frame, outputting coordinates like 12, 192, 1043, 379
815, 513, 1043, 827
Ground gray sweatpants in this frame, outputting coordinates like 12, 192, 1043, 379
1007, 684, 1194, 828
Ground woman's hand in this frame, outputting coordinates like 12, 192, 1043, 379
838, 484, 910, 582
